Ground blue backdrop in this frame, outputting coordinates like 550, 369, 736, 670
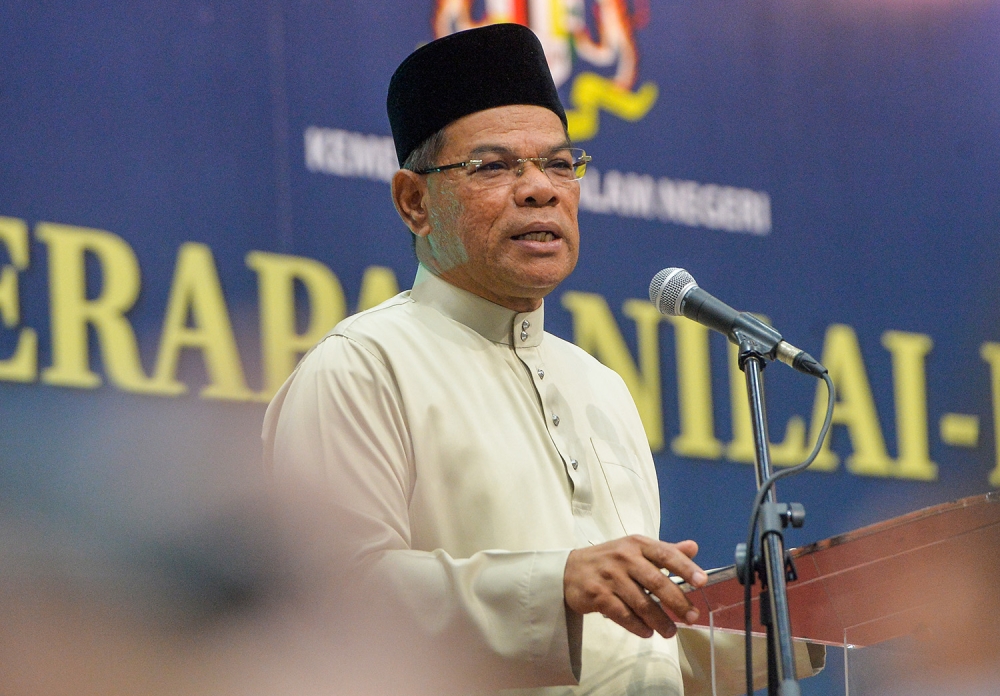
2, 1, 998, 692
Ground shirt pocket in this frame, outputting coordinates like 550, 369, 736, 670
590, 437, 656, 537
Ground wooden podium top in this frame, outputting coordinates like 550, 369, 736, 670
681, 492, 1000, 647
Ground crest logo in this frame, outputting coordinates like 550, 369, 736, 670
432, 0, 658, 141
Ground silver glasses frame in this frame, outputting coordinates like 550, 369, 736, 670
416, 148, 592, 185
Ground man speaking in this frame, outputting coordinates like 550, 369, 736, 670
264, 23, 709, 695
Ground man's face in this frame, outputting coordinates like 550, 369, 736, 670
418, 104, 580, 312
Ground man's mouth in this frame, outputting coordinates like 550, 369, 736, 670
513, 231, 558, 242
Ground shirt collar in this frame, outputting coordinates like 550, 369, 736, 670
410, 265, 545, 347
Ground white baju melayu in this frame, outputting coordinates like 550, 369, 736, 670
263, 265, 817, 695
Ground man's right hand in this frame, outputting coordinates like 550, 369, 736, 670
563, 536, 708, 639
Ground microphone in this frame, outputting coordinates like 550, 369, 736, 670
649, 268, 826, 377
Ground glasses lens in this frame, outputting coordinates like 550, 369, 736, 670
570, 149, 588, 180
547, 148, 588, 181
471, 155, 512, 180
543, 150, 576, 181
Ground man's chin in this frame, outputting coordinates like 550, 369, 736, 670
505, 268, 576, 300
506, 251, 576, 280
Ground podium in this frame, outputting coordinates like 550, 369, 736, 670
681, 492, 1000, 695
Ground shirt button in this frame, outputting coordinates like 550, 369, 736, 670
520, 331, 528, 341
571, 459, 579, 470
537, 368, 545, 379
552, 414, 560, 426
522, 319, 530, 330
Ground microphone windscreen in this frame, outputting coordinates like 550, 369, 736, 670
649, 268, 698, 316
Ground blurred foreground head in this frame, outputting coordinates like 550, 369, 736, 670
0, 464, 347, 696
0, 455, 491, 696
0, 445, 454, 696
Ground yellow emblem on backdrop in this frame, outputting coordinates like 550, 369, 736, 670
432, 0, 658, 141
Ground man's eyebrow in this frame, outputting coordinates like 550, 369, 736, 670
468, 144, 515, 156
467, 141, 575, 156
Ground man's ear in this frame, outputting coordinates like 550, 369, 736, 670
392, 169, 432, 238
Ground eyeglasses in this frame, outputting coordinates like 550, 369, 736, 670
416, 147, 592, 189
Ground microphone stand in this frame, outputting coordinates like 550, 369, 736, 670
736, 337, 804, 696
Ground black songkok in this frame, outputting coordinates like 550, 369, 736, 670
387, 23, 567, 166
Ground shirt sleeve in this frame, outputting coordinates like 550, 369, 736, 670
262, 332, 582, 692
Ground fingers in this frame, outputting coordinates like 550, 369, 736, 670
633, 538, 707, 625
641, 538, 707, 588
598, 593, 659, 639
629, 557, 699, 628
618, 578, 680, 638
584, 566, 679, 639
674, 539, 699, 560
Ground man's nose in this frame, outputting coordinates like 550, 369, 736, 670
514, 160, 558, 206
